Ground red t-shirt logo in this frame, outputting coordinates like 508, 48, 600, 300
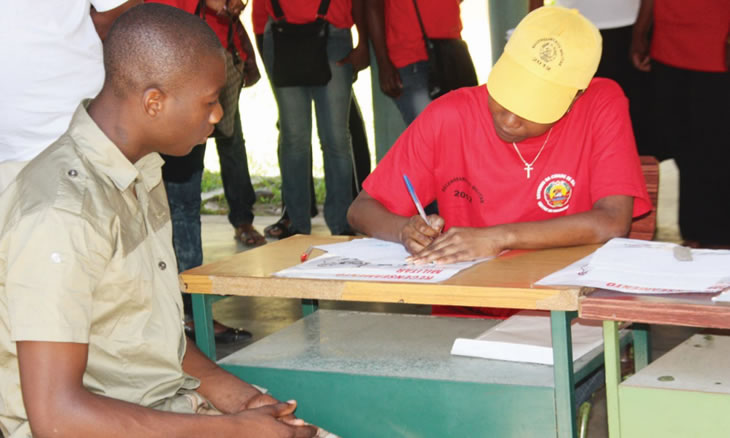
537, 174, 575, 213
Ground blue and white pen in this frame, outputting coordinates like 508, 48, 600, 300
403, 174, 430, 226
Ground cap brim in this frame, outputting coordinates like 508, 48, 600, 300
487, 53, 579, 124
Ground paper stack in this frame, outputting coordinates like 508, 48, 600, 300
450, 310, 604, 365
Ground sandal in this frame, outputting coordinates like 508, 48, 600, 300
234, 224, 267, 247
184, 321, 253, 344
214, 327, 253, 344
264, 217, 291, 239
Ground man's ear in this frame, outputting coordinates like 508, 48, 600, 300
142, 87, 165, 118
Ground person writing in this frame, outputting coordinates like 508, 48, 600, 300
0, 4, 318, 437
348, 6, 651, 317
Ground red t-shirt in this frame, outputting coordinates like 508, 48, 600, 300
385, 0, 462, 68
252, 0, 268, 35
651, 0, 730, 72
147, 0, 248, 60
363, 78, 651, 318
264, 0, 353, 29
364, 78, 651, 230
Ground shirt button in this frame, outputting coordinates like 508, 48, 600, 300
67, 169, 78, 177
158, 261, 167, 270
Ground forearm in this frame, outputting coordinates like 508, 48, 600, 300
348, 192, 409, 243
495, 205, 632, 252
352, 0, 368, 50
632, 0, 654, 41
182, 339, 262, 413
30, 388, 236, 438
364, 0, 391, 67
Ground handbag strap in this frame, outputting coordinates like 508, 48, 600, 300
410, 0, 433, 51
270, 0, 331, 21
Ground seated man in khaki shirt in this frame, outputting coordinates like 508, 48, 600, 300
0, 4, 317, 438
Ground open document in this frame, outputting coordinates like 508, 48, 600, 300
536, 238, 730, 294
273, 238, 485, 283
451, 310, 605, 365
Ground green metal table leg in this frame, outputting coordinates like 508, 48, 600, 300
301, 299, 319, 316
191, 293, 217, 361
631, 323, 651, 372
551, 310, 578, 438
603, 320, 622, 438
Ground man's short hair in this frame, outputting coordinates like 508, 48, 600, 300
104, 3, 224, 98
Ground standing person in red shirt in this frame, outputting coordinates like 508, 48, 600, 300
632, 0, 730, 248
253, 0, 371, 240
261, 0, 368, 237
348, 7, 651, 317
366, 0, 475, 125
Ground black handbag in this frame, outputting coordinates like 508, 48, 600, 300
270, 0, 332, 87
411, 0, 478, 99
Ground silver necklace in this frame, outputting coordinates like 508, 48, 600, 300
511, 128, 553, 179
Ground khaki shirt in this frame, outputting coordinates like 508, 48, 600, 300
0, 103, 200, 437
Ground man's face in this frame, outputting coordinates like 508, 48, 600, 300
487, 95, 555, 143
156, 53, 226, 156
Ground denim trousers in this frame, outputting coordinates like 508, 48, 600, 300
164, 109, 256, 316
394, 61, 433, 126
165, 167, 203, 317
216, 109, 256, 228
263, 22, 354, 234
164, 107, 256, 272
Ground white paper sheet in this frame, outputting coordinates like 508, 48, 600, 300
450, 310, 605, 365
274, 238, 485, 283
536, 238, 730, 294
313, 238, 412, 265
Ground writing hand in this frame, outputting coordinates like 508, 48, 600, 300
407, 226, 507, 265
400, 214, 444, 255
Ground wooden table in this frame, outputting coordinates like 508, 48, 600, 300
580, 290, 730, 437
181, 235, 599, 438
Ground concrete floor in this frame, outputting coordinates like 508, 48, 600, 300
199, 160, 697, 438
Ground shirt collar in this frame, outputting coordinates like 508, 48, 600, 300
67, 100, 164, 192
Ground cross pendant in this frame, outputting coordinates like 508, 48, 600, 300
524, 163, 533, 179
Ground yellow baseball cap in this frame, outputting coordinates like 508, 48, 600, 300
487, 6, 602, 124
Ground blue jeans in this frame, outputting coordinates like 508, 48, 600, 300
165, 169, 203, 274
216, 109, 256, 227
165, 168, 203, 317
394, 61, 432, 126
263, 22, 354, 235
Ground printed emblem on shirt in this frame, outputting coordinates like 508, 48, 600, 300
441, 176, 485, 204
536, 173, 575, 213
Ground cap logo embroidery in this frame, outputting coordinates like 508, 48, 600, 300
531, 38, 564, 71
536, 173, 575, 213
